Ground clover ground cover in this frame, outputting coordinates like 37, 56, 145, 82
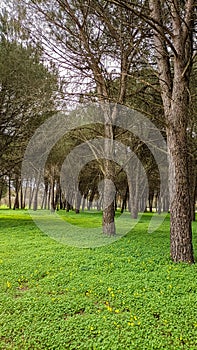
0, 209, 197, 349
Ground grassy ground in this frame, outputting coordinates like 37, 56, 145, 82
0, 209, 197, 350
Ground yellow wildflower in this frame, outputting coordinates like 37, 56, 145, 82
107, 305, 113, 312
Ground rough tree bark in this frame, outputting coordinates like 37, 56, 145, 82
149, 0, 195, 262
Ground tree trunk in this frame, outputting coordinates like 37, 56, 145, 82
59, 185, 63, 210
102, 181, 116, 235
167, 132, 194, 262
167, 80, 194, 263
128, 176, 138, 219
20, 185, 23, 209
149, 0, 195, 263
8, 175, 12, 209
33, 186, 39, 211
22, 180, 28, 209
156, 193, 162, 215
188, 155, 197, 222
163, 190, 170, 212
47, 183, 51, 210
13, 176, 20, 210
75, 190, 81, 214
82, 191, 88, 211
148, 192, 154, 213
28, 179, 36, 209
121, 186, 128, 213
102, 120, 116, 235
55, 179, 61, 211
102, 202, 115, 234
50, 180, 55, 212
87, 186, 96, 210
31, 173, 41, 211
102, 160, 116, 235
42, 179, 48, 210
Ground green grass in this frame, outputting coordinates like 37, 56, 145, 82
0, 209, 197, 350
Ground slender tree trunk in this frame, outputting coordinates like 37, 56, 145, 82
59, 185, 63, 210
128, 176, 138, 219
22, 180, 28, 209
33, 185, 39, 211
121, 186, 128, 213
163, 190, 170, 212
127, 157, 143, 219
114, 193, 117, 211
65, 190, 73, 212
148, 192, 154, 213
51, 179, 55, 212
156, 192, 162, 215
29, 179, 36, 209
20, 184, 23, 209
82, 191, 88, 211
75, 190, 81, 214
66, 200, 70, 212
81, 195, 86, 212
55, 179, 61, 211
41, 179, 48, 210
13, 176, 20, 210
8, 175, 12, 209
88, 186, 96, 210
47, 183, 51, 210
32, 172, 42, 211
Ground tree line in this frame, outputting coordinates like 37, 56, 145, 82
0, 0, 196, 263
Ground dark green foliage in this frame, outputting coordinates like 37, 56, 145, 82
0, 19, 58, 176
0, 210, 197, 349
